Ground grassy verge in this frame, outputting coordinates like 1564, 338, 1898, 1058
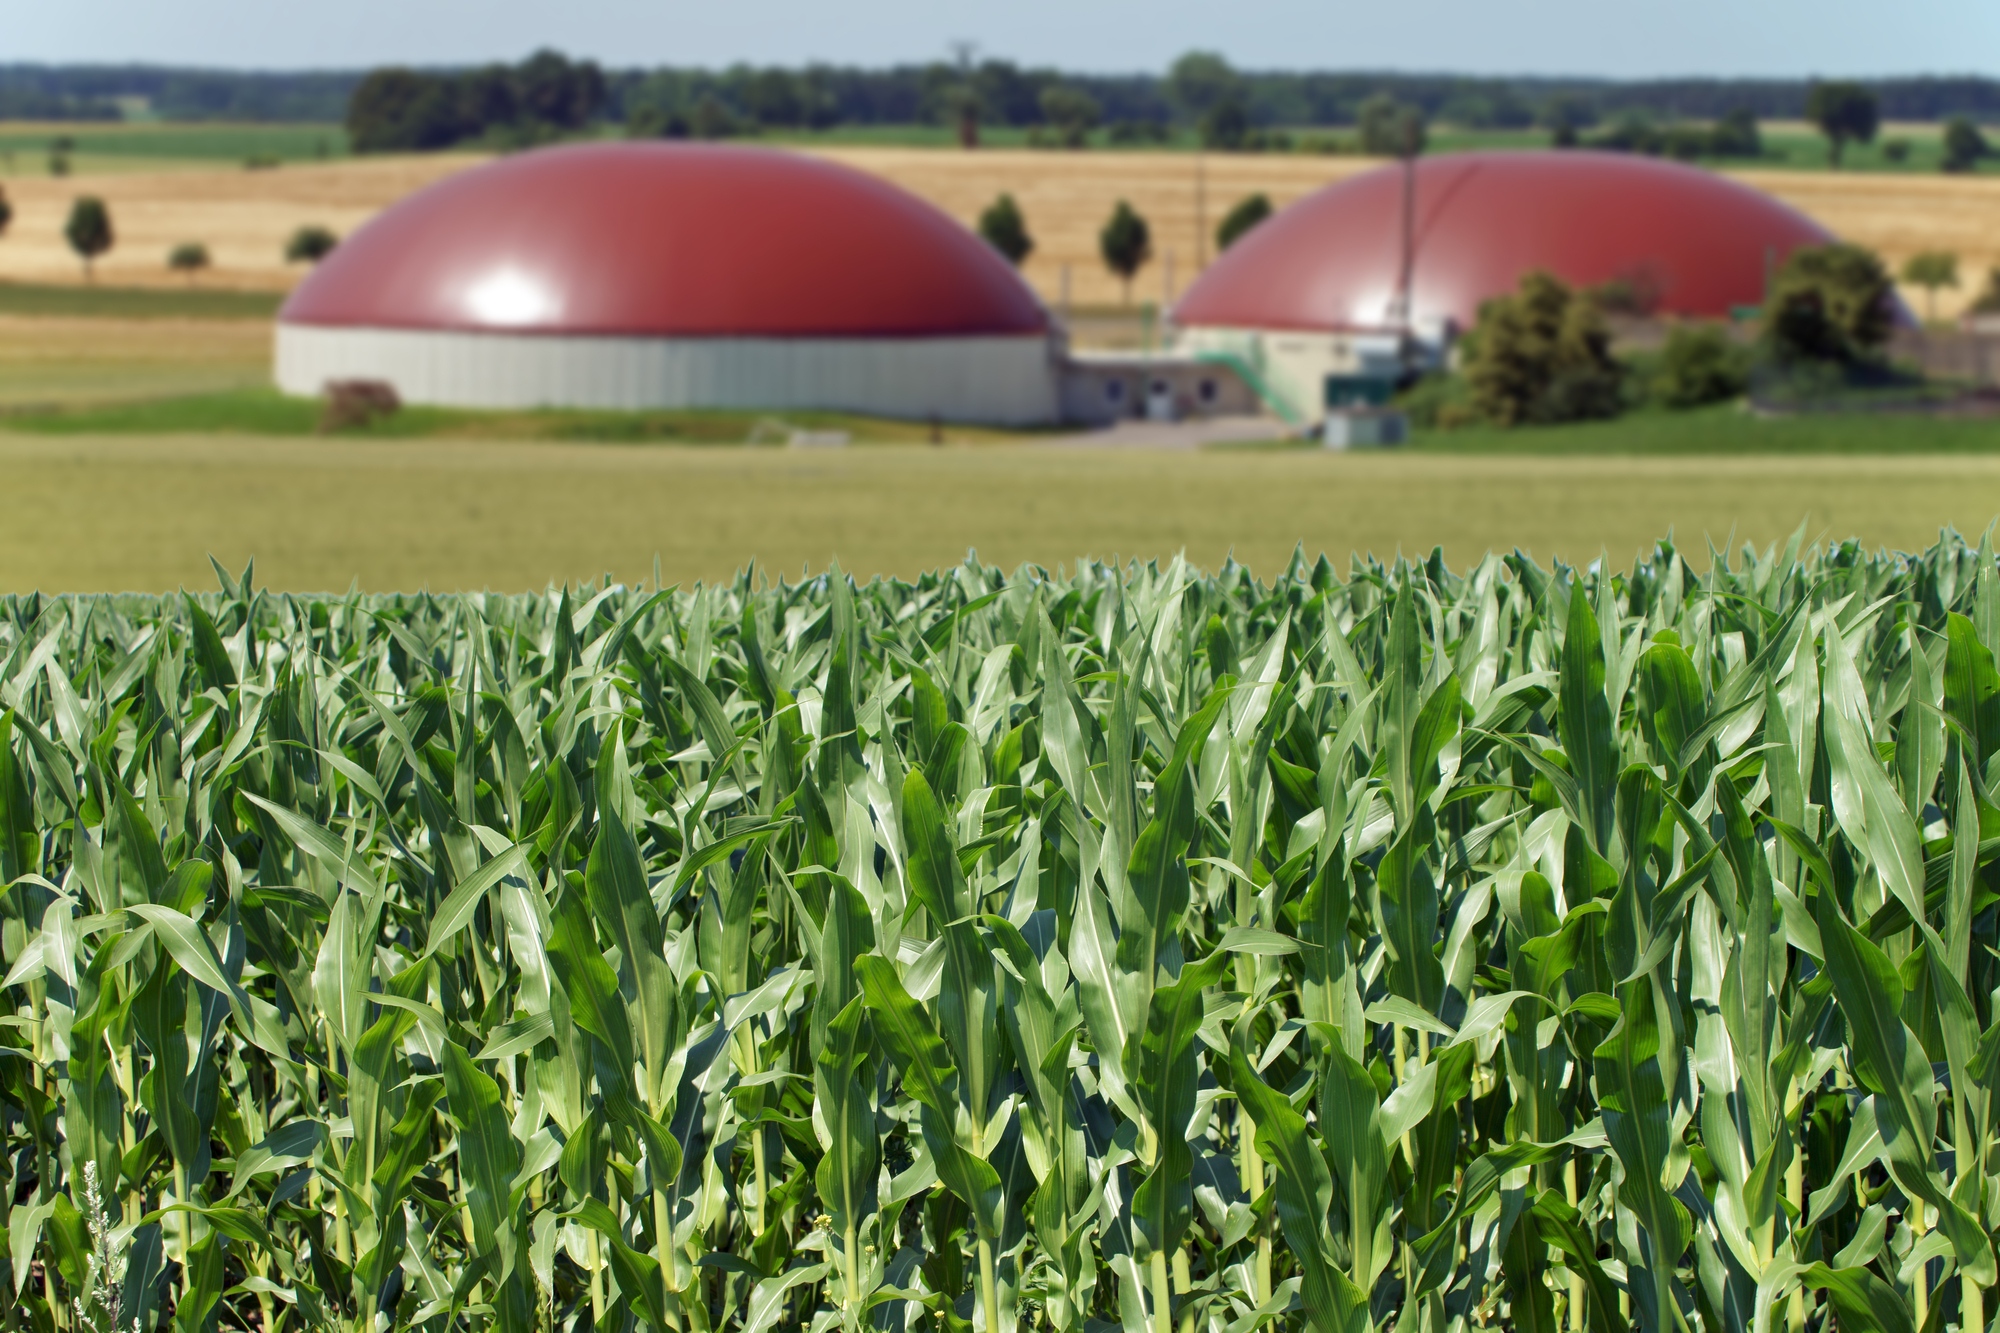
0, 385, 1043, 444
1407, 403, 2000, 454
0, 282, 285, 320
0, 121, 346, 164
0, 436, 1995, 591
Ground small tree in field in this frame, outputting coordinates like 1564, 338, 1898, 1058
1805, 81, 1879, 168
977, 194, 1032, 266
1099, 200, 1151, 305
0, 186, 12, 238
1900, 251, 1959, 321
285, 224, 339, 264
1943, 117, 1990, 173
167, 241, 210, 284
1215, 193, 1272, 251
64, 196, 113, 280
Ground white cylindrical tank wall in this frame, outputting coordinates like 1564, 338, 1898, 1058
275, 325, 1060, 426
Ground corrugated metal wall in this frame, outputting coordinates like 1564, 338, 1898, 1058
275, 326, 1060, 425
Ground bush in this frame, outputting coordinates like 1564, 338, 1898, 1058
166, 241, 210, 280
1650, 323, 1750, 408
1762, 242, 1894, 365
1944, 116, 1991, 173
977, 193, 1032, 265
284, 224, 339, 264
1214, 193, 1272, 251
1394, 372, 1479, 429
1463, 270, 1624, 426
1107, 118, 1169, 146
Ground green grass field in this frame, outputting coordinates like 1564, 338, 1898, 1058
0, 121, 347, 168
3, 117, 1982, 178
0, 433, 1994, 592
0, 281, 285, 320
0, 386, 1044, 443
14, 387, 2000, 454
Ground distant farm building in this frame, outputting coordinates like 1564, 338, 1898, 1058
276, 143, 1064, 424
1171, 151, 1837, 423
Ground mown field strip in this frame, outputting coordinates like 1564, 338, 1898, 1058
0, 435, 1997, 591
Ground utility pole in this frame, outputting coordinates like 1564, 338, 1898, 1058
1194, 152, 1208, 272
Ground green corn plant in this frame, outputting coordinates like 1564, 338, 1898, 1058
9, 531, 2000, 1333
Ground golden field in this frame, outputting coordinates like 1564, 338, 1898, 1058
0, 143, 1995, 313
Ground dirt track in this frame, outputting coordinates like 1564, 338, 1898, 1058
0, 148, 1993, 314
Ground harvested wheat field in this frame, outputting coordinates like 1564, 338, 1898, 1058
0, 153, 478, 290
0, 145, 1993, 313
0, 315, 269, 405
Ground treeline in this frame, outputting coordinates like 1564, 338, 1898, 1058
6, 56, 2000, 132
0, 63, 361, 121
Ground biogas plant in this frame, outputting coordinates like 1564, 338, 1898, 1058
276, 141, 1833, 429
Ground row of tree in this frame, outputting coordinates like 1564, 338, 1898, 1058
0, 189, 337, 279
13, 56, 2000, 127
339, 52, 1998, 179
973, 192, 1275, 302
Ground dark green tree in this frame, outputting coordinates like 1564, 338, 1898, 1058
63, 195, 113, 280
1540, 94, 1595, 148
512, 49, 606, 129
1710, 107, 1762, 157
0, 185, 11, 238
167, 241, 210, 282
1805, 80, 1879, 167
285, 224, 339, 264
1199, 98, 1249, 150
690, 95, 739, 140
1037, 86, 1101, 149
1099, 200, 1152, 305
1215, 194, 1272, 251
1763, 243, 1894, 363
1943, 117, 1991, 173
978, 193, 1033, 265
1167, 52, 1240, 121
346, 69, 466, 152
1358, 94, 1426, 157
1463, 271, 1624, 426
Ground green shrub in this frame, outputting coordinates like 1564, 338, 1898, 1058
1214, 192, 1272, 251
1762, 241, 1895, 365
1651, 322, 1751, 407
1463, 269, 1624, 426
977, 192, 1032, 265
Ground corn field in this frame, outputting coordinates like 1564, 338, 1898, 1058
6, 533, 2000, 1333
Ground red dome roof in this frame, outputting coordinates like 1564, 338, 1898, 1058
280, 142, 1048, 338
1173, 151, 1835, 334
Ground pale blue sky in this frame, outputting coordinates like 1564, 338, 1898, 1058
16, 0, 1997, 77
